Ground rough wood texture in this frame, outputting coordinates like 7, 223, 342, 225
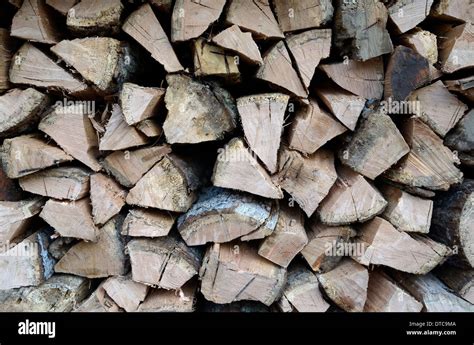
318, 165, 387, 225
74, 282, 122, 312
430, 0, 474, 22
127, 236, 202, 289
387, 0, 434, 34
46, 0, 78, 15
66, 0, 123, 35
90, 173, 126, 225
120, 83, 165, 126
177, 187, 272, 246
444, 109, 473, 164
0, 28, 12, 93
193, 38, 239, 79
240, 201, 279, 241
138, 280, 196, 312
445, 77, 474, 103
122, 208, 175, 238
436, 266, 474, 304
136, 119, 162, 138
171, 0, 226, 42
273, 0, 333, 33
437, 23, 474, 74
102, 275, 148, 312
200, 242, 286, 306
400, 28, 438, 65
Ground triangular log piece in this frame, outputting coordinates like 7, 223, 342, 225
317, 258, 369, 312
384, 118, 463, 191
135, 119, 162, 138
287, 99, 347, 155
320, 58, 384, 100
363, 269, 423, 312
225, 0, 284, 39
399, 28, 438, 65
237, 93, 289, 173
101, 145, 171, 188
171, 0, 226, 42
352, 217, 450, 274
0, 28, 12, 93
0, 134, 73, 179
256, 41, 307, 98
120, 83, 165, 126
127, 236, 202, 289
199, 242, 286, 306
318, 165, 387, 225
301, 221, 356, 273
19, 166, 90, 201
338, 108, 410, 180
39, 104, 101, 171
387, 0, 434, 34
0, 231, 55, 290
90, 173, 127, 225
102, 275, 149, 312
240, 201, 279, 241
0, 197, 44, 245
46, 0, 78, 15
258, 203, 308, 268
407, 80, 468, 137
286, 29, 331, 90
193, 38, 239, 78
430, 0, 474, 23
333, 0, 392, 61
211, 25, 263, 65
11, 0, 60, 44
437, 22, 474, 74
163, 74, 237, 144
436, 266, 474, 304
273, 0, 333, 33
0, 88, 49, 138
74, 282, 122, 312
9, 43, 89, 96
278, 264, 330, 312
66, 0, 123, 36
122, 208, 175, 238
177, 186, 273, 246
54, 216, 126, 278
138, 280, 197, 312
212, 138, 283, 199
122, 3, 183, 73
99, 104, 149, 151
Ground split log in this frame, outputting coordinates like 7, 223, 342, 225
256, 41, 307, 98
74, 282, 122, 312
199, 242, 286, 306
317, 165, 387, 225
135, 119, 162, 138
0, 134, 73, 179
0, 274, 90, 312
90, 173, 127, 225
236, 93, 289, 173
0, 197, 44, 245
171, 0, 226, 42
430, 0, 474, 25
437, 22, 474, 74
320, 58, 384, 99
436, 266, 474, 304
0, 28, 12, 93
193, 38, 239, 79
102, 275, 148, 312
380, 184, 433, 234
273, 0, 333, 33
399, 28, 438, 65
385, 118, 463, 191
127, 236, 202, 289
392, 272, 474, 312
122, 208, 175, 238
430, 179, 474, 268
444, 77, 474, 103
138, 280, 196, 312
212, 138, 283, 199
317, 258, 369, 312
211, 25, 263, 65
273, 147, 337, 217
225, 0, 284, 39
407, 80, 468, 137
120, 83, 165, 126
301, 221, 356, 273
333, 0, 392, 61
258, 204, 308, 267
101, 145, 171, 188
387, 0, 434, 34
126, 153, 203, 212
286, 29, 331, 90
39, 104, 101, 171
11, 0, 60, 44
339, 108, 410, 180
0, 165, 23, 201
54, 216, 126, 278
287, 99, 347, 155
0, 231, 55, 290
0, 88, 49, 138
240, 201, 279, 241
353, 217, 450, 274
163, 74, 237, 144
363, 269, 422, 312
46, 0, 78, 15
444, 109, 473, 160
40, 198, 98, 241
123, 3, 183, 73
48, 237, 75, 260
99, 104, 149, 151
66, 0, 123, 36
278, 264, 330, 312
19, 166, 90, 201
9, 43, 89, 96
177, 186, 273, 246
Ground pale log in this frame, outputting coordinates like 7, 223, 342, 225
240, 201, 279, 241
74, 283, 122, 312
66, 0, 123, 35
120, 83, 165, 126
135, 119, 162, 138
387, 0, 434, 34
102, 275, 148, 312
138, 280, 196, 312
193, 38, 239, 79
273, 0, 333, 32
430, 0, 474, 23
399, 28, 438, 65
437, 22, 474, 74
122, 208, 175, 238
46, 0, 78, 15
90, 173, 127, 225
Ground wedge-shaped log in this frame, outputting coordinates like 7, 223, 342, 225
399, 28, 438, 65
102, 275, 148, 312
120, 83, 165, 126
46, 0, 78, 15
387, 0, 434, 34
90, 173, 127, 225
136, 119, 162, 138
193, 38, 239, 78
66, 0, 123, 36
437, 22, 474, 74
430, 0, 474, 23
122, 208, 175, 238
138, 280, 197, 312
273, 0, 333, 32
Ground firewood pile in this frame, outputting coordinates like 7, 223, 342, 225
0, 0, 473, 313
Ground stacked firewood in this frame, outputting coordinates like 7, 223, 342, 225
0, 0, 473, 312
